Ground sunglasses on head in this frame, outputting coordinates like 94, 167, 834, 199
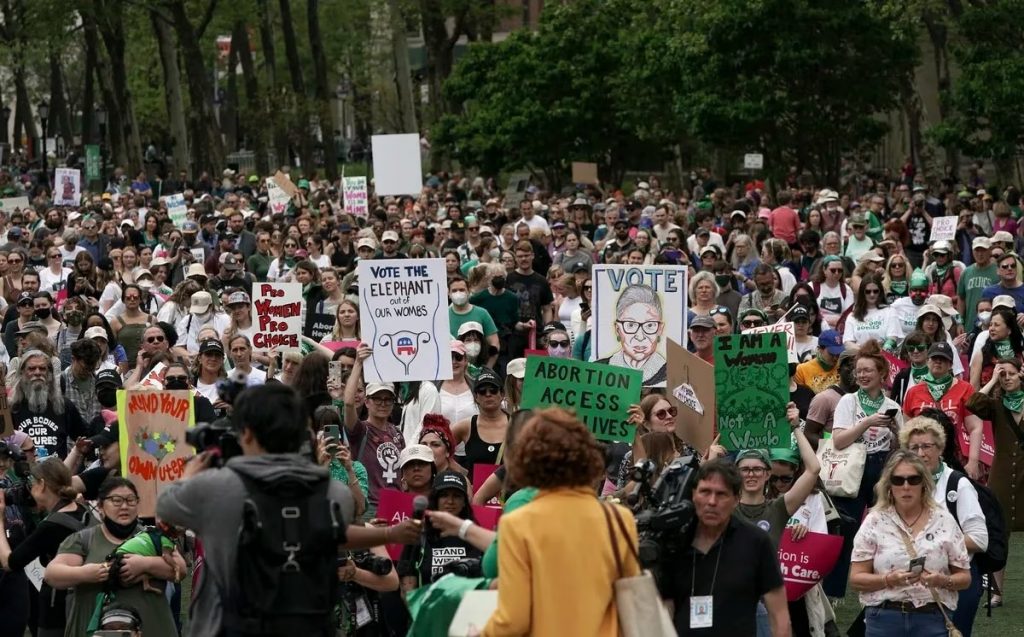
891, 474, 923, 487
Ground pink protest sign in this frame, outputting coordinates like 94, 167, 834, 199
322, 339, 362, 353
473, 464, 500, 506
376, 488, 502, 560
778, 529, 844, 601
959, 420, 995, 468
882, 352, 907, 390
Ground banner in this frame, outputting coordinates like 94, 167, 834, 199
266, 177, 291, 215
0, 196, 30, 213
371, 134, 423, 196
376, 488, 501, 560
929, 216, 957, 242
520, 356, 642, 442
591, 265, 688, 387
667, 339, 716, 453
85, 144, 101, 182
743, 321, 795, 355
343, 176, 368, 217
358, 258, 452, 384
52, 168, 81, 206
117, 390, 195, 518
162, 193, 188, 228
714, 332, 789, 450
960, 420, 996, 467
778, 529, 844, 601
251, 282, 303, 352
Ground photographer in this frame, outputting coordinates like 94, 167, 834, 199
156, 383, 422, 637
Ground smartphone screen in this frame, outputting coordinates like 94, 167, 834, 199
324, 425, 341, 444
884, 408, 899, 418
908, 556, 926, 574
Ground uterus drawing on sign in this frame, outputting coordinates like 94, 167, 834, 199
380, 331, 432, 374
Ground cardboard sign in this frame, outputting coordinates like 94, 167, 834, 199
251, 282, 303, 352
667, 339, 716, 453
376, 488, 501, 560
778, 529, 844, 601
266, 177, 291, 215
591, 265, 688, 387
520, 356, 643, 443
117, 390, 196, 518
714, 332, 789, 450
162, 193, 188, 228
358, 258, 452, 384
53, 168, 81, 206
273, 170, 300, 198
0, 196, 30, 213
929, 216, 957, 242
343, 176, 369, 217
743, 321, 796, 355
571, 161, 599, 185
371, 134, 423, 196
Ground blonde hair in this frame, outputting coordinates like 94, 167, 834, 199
689, 271, 720, 303
898, 416, 946, 449
872, 450, 936, 512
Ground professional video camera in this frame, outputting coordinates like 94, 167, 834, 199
631, 454, 700, 569
346, 550, 393, 576
185, 370, 247, 466
0, 441, 34, 507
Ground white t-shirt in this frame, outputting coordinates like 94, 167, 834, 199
843, 307, 896, 346
38, 267, 72, 295
174, 311, 232, 353
99, 281, 122, 313
934, 465, 988, 551
816, 282, 852, 326
794, 336, 817, 362
59, 245, 87, 268
520, 215, 550, 234
195, 380, 219, 404
832, 392, 904, 454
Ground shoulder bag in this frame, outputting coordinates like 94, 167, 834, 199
816, 437, 866, 498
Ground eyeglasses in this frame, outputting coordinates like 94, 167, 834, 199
368, 395, 395, 405
890, 474, 923, 486
475, 386, 500, 396
146, 335, 166, 344
124, 295, 140, 301
653, 406, 678, 420
164, 375, 188, 384
769, 474, 795, 485
451, 352, 465, 362
104, 495, 140, 507
739, 466, 767, 476
8, 258, 22, 264
616, 320, 661, 335
48, 253, 59, 259
909, 443, 938, 453
548, 339, 570, 348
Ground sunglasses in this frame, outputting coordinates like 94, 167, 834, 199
709, 306, 730, 317
284, 243, 297, 248
146, 335, 166, 344
890, 474, 923, 487
906, 343, 927, 352
742, 319, 765, 327
548, 339, 570, 348
475, 386, 500, 396
8, 258, 22, 264
827, 268, 843, 274
653, 406, 678, 420
890, 262, 905, 268
1000, 262, 1017, 270
164, 375, 188, 384
769, 474, 795, 485
864, 289, 881, 295
451, 353, 465, 362
48, 253, 60, 259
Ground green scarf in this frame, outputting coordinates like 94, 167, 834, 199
932, 460, 946, 482
889, 280, 908, 296
922, 372, 954, 402
993, 338, 1016, 361
1003, 389, 1024, 413
816, 353, 836, 371
910, 364, 929, 381
857, 389, 885, 416
933, 264, 951, 281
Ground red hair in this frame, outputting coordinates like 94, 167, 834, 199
420, 414, 456, 453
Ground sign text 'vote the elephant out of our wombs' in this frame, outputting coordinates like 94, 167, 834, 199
520, 356, 642, 443
714, 332, 790, 450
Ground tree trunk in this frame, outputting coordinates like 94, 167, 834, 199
279, 0, 314, 172
387, 0, 418, 133
49, 52, 74, 147
80, 26, 97, 146
233, 20, 268, 175
151, 8, 190, 177
224, 32, 239, 153
91, 0, 143, 175
257, 0, 287, 168
12, 60, 35, 153
307, 0, 338, 181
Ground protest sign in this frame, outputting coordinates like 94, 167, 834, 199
371, 134, 423, 196
343, 176, 369, 217
667, 339, 715, 453
321, 339, 361, 353
24, 557, 44, 591
53, 168, 81, 206
273, 170, 300, 198
117, 390, 195, 518
571, 161, 599, 185
714, 332, 790, 450
881, 351, 907, 390
778, 529, 844, 601
85, 144, 101, 183
591, 265, 688, 387
266, 176, 291, 214
960, 420, 995, 467
251, 282, 303, 352
0, 196, 30, 213
377, 489, 501, 560
743, 321, 795, 355
520, 356, 642, 442
930, 216, 957, 242
504, 171, 531, 210
303, 297, 336, 342
358, 258, 452, 384
162, 193, 188, 228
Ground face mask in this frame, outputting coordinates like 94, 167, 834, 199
34, 309, 50, 320
464, 342, 482, 358
491, 276, 505, 290
450, 292, 469, 306
64, 310, 84, 326
165, 377, 189, 390
715, 275, 732, 289
977, 311, 992, 328
103, 515, 139, 540
548, 345, 570, 358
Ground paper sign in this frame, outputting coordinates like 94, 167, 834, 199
571, 161, 599, 185
743, 321, 795, 355
162, 193, 188, 228
117, 390, 196, 518
930, 216, 957, 242
371, 134, 423, 196
266, 177, 291, 215
358, 258, 452, 384
881, 352, 907, 390
520, 356, 642, 443
53, 168, 81, 206
744, 153, 764, 170
273, 170, 300, 198
251, 282, 303, 352
343, 176, 369, 217
138, 363, 166, 390
24, 557, 44, 591
377, 488, 501, 560
0, 196, 30, 212
714, 332, 789, 450
667, 339, 716, 453
592, 265, 688, 387
778, 529, 844, 601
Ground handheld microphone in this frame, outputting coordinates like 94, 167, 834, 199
412, 496, 428, 521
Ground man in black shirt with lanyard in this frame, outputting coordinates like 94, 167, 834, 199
657, 459, 791, 636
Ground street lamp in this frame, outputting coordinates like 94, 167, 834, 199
96, 106, 107, 185
38, 101, 49, 187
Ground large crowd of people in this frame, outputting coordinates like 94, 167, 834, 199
0, 162, 1019, 636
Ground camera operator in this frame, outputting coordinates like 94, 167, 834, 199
0, 434, 35, 636
156, 383, 422, 637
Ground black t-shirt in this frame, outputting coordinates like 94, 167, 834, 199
399, 533, 483, 587
505, 271, 553, 327
14, 400, 89, 459
790, 385, 815, 421
658, 517, 784, 636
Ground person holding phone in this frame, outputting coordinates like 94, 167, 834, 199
850, 450, 971, 636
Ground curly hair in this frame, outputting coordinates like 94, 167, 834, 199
507, 407, 604, 489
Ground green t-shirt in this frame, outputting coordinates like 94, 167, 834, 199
957, 262, 998, 328
481, 486, 539, 578
247, 252, 272, 282
470, 289, 520, 334
448, 305, 498, 339
734, 497, 790, 549
866, 211, 884, 242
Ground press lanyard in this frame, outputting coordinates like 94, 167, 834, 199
690, 541, 724, 597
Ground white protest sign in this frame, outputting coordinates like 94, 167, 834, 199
743, 321, 796, 355
162, 193, 188, 228
358, 258, 452, 383
371, 134, 423, 196
929, 216, 957, 243
139, 363, 167, 389
672, 382, 705, 416
266, 177, 290, 215
744, 153, 764, 170
591, 265, 688, 387
53, 168, 81, 206
251, 282, 303, 352
24, 557, 44, 591
0, 197, 30, 213
343, 176, 369, 217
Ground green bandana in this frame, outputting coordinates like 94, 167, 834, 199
933, 264, 950, 281
910, 364, 928, 381
857, 389, 885, 416
889, 280, 908, 296
994, 338, 1015, 361
816, 353, 836, 372
932, 460, 946, 482
1003, 389, 1024, 413
922, 372, 954, 402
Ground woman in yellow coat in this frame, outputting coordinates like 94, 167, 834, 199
483, 407, 639, 637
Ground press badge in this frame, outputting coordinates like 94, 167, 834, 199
690, 595, 713, 628
354, 595, 373, 628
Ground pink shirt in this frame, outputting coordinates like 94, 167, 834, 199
770, 206, 801, 243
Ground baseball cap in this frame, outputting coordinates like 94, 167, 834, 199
16, 321, 46, 336
910, 269, 929, 289
506, 358, 526, 379
433, 470, 469, 495
457, 321, 485, 338
365, 382, 395, 398
790, 305, 810, 321
928, 341, 954, 361
186, 263, 208, 280
857, 251, 884, 264
16, 291, 33, 307
89, 421, 120, 449
736, 449, 771, 469
356, 237, 376, 250
972, 236, 992, 250
189, 291, 213, 314
182, 221, 199, 233
398, 444, 434, 469
699, 245, 718, 257
381, 230, 400, 243
85, 326, 108, 341
568, 261, 589, 274
993, 294, 1016, 310
690, 316, 715, 330
95, 369, 121, 389
769, 447, 800, 467
730, 210, 746, 219
474, 367, 502, 391
223, 255, 241, 271
992, 230, 1014, 245
199, 338, 224, 356
818, 330, 844, 356
338, 223, 353, 233
227, 291, 250, 306
930, 240, 952, 254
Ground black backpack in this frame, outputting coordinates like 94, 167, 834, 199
223, 468, 346, 637
944, 471, 1008, 574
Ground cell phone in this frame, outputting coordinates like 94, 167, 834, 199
908, 556, 926, 574
884, 408, 899, 418
579, 302, 590, 313
324, 425, 341, 444
329, 361, 344, 388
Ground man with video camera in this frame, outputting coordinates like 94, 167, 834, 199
157, 383, 422, 637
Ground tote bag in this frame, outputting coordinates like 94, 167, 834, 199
816, 438, 866, 498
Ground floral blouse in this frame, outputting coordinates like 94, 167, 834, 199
851, 506, 970, 609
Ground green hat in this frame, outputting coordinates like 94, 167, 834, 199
769, 446, 800, 467
736, 449, 771, 469
248, 174, 259, 184
297, 178, 310, 189
910, 268, 928, 288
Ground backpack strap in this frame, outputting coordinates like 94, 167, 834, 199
47, 510, 87, 534
945, 470, 964, 525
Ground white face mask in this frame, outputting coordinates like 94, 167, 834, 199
451, 292, 469, 306
464, 342, 482, 358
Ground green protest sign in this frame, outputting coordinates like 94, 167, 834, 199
520, 356, 642, 442
85, 145, 101, 183
714, 332, 789, 450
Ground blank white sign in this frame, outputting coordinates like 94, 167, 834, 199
372, 134, 423, 196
